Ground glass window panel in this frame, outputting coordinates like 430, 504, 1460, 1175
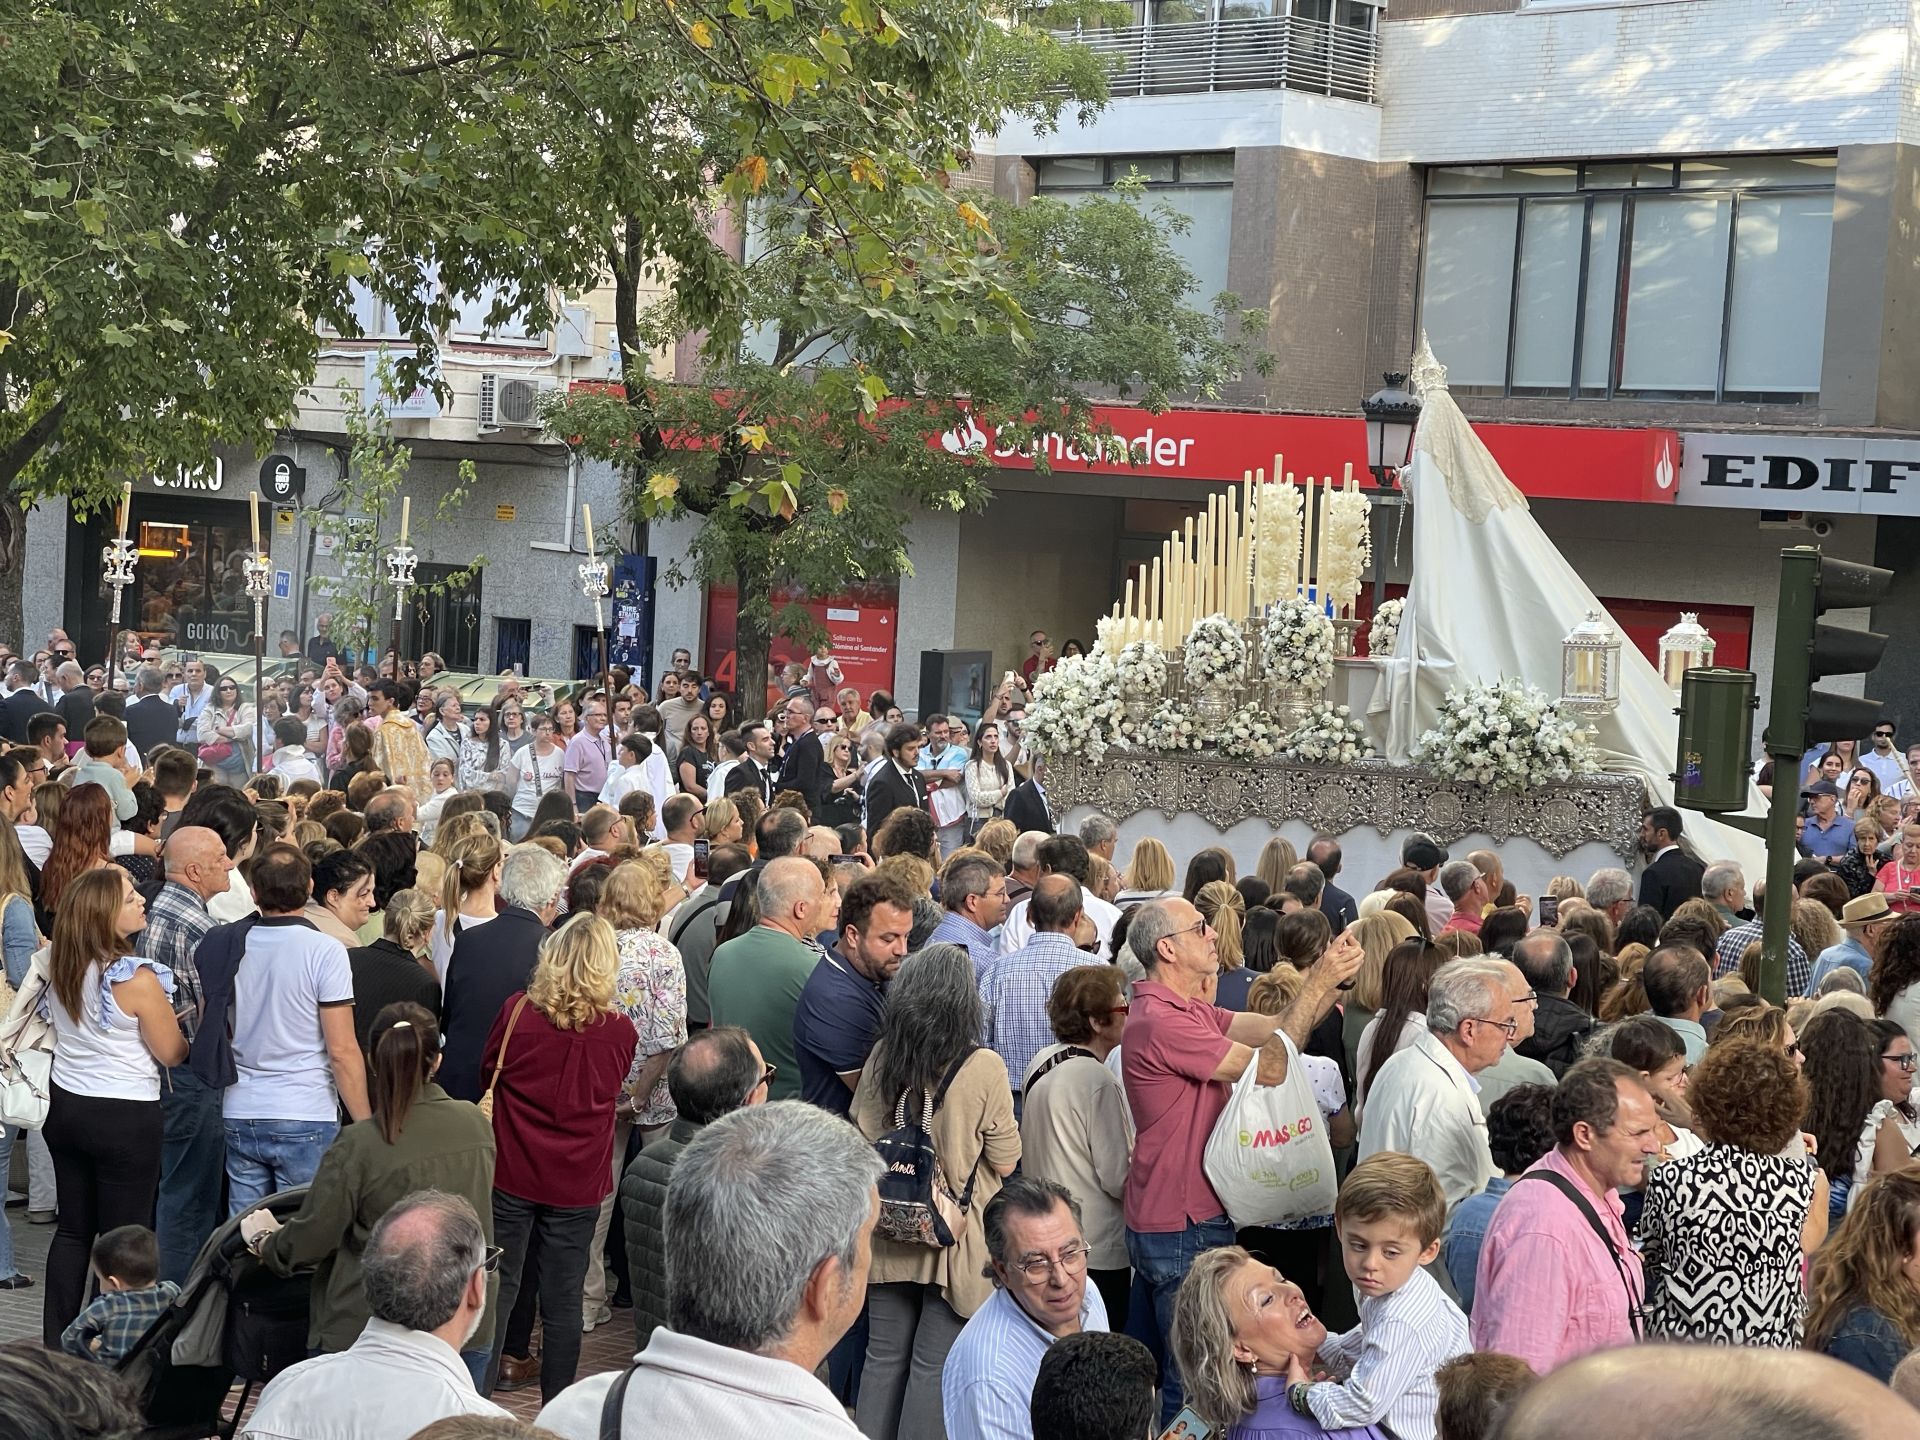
1578, 197, 1623, 392
1036, 156, 1103, 189
1220, 0, 1278, 17
450, 286, 535, 340
1427, 165, 1577, 196
1333, 0, 1375, 27
345, 280, 388, 337
1584, 161, 1676, 190
1724, 192, 1832, 393
1619, 195, 1731, 393
1679, 154, 1838, 190
1510, 199, 1584, 391
1180, 152, 1236, 183
1152, 0, 1208, 23
1114, 156, 1178, 183
1418, 199, 1518, 388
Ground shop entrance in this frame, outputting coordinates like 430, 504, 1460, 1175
68, 493, 262, 661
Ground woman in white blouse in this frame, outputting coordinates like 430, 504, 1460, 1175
961, 722, 1014, 834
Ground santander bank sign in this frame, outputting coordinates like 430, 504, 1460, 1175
935, 404, 1679, 506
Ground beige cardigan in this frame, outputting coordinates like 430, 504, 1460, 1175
851, 1044, 1020, 1318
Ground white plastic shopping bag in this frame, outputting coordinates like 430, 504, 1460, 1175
1203, 1029, 1339, 1228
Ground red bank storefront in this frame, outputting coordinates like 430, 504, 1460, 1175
701, 405, 1756, 701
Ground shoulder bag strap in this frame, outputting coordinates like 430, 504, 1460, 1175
1022, 1045, 1097, 1096
483, 995, 533, 1104
1515, 1171, 1644, 1339
930, 1047, 987, 1206
599, 1365, 636, 1440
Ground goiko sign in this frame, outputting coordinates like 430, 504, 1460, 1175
1677, 434, 1920, 513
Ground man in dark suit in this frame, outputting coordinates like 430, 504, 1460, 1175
438, 846, 566, 1102
124, 664, 182, 760
722, 722, 778, 805
862, 723, 927, 835
1638, 804, 1706, 921
0, 659, 55, 744
1307, 835, 1359, 932
773, 696, 829, 811
1003, 768, 1054, 836
51, 660, 95, 738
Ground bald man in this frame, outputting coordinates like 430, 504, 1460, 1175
707, 856, 829, 1103
1499, 1344, 1916, 1440
138, 824, 237, 1281
800, 825, 843, 862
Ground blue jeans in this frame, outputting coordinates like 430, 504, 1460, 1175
224, 1118, 339, 1217
1128, 1217, 1237, 1424
0, 1125, 21, 1280
159, 1065, 228, 1282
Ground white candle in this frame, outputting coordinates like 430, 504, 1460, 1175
1290, 474, 1303, 596
1123, 576, 1136, 646
116, 481, 132, 540
399, 495, 411, 547
584, 503, 597, 557
250, 491, 261, 553
1303, 477, 1318, 601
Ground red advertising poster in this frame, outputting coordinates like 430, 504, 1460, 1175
703, 582, 899, 709
938, 406, 1681, 506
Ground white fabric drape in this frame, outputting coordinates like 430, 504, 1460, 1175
1370, 340, 1767, 875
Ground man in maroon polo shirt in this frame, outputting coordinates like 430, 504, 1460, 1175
1121, 894, 1362, 1421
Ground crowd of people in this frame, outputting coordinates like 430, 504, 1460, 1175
4, 629, 1920, 1440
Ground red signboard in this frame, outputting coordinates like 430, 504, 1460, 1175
703, 582, 900, 709
941, 406, 1680, 506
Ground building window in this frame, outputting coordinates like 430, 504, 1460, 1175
449, 284, 542, 345
1033, 152, 1235, 306
1417, 154, 1835, 403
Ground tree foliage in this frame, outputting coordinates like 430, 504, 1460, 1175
305, 357, 482, 665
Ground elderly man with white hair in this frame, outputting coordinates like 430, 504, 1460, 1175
538, 1103, 882, 1439
1357, 957, 1513, 1212
1700, 862, 1749, 929
1584, 868, 1635, 930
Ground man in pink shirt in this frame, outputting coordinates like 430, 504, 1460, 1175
1438, 859, 1488, 937
1120, 896, 1362, 1421
1472, 1057, 1663, 1372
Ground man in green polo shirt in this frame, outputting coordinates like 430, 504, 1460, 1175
708, 856, 830, 1103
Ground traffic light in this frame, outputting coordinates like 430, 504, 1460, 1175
1672, 667, 1757, 813
1765, 546, 1894, 757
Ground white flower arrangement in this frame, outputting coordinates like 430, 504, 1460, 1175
1413, 678, 1597, 791
1261, 598, 1335, 689
1095, 613, 1125, 659
1183, 613, 1245, 686
1115, 640, 1168, 697
1025, 650, 1122, 763
1368, 598, 1405, 658
1217, 702, 1287, 761
1133, 701, 1205, 753
1252, 481, 1303, 608
1317, 484, 1372, 614
1286, 702, 1372, 766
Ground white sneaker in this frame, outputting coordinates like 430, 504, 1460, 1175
582, 1303, 613, 1332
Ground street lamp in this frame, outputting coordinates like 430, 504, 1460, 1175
1361, 372, 1421, 608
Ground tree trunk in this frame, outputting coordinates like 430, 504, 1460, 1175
734, 547, 774, 724
0, 490, 27, 654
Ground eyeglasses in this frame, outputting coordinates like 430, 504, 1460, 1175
1884, 1052, 1918, 1071
1107, 1003, 1131, 1017
476, 1245, 504, 1274
1876, 730, 1896, 738
746, 1062, 777, 1100
1470, 1016, 1521, 1039
1172, 917, 1211, 940
1011, 1244, 1091, 1280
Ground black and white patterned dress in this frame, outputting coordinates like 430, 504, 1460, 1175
1639, 1143, 1818, 1347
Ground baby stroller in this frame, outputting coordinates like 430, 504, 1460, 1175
115, 1189, 313, 1440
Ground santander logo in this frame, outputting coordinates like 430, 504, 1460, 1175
940, 417, 990, 455
1655, 435, 1676, 491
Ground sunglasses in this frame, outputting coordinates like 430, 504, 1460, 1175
1876, 730, 1896, 738
477, 1245, 504, 1273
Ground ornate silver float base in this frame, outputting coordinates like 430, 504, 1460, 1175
1267, 681, 1318, 733
1193, 679, 1238, 729
1046, 751, 1644, 860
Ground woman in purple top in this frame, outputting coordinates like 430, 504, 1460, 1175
1170, 1247, 1388, 1440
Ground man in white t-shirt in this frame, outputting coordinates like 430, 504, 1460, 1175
661, 794, 700, 883
223, 845, 370, 1216
997, 835, 1119, 960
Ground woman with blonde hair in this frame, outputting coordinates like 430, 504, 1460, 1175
1599, 944, 1652, 1022
579, 859, 686, 1329
1795, 897, 1844, 969
1545, 874, 1585, 905
1341, 910, 1419, 1079
37, 867, 186, 1343
1170, 1246, 1384, 1440
1806, 1164, 1920, 1382
1253, 836, 1297, 894
481, 913, 637, 1401
1670, 896, 1730, 947
1196, 879, 1251, 1009
346, 887, 440, 1052
1117, 837, 1177, 905
697, 794, 744, 847
433, 830, 503, 987
972, 817, 1017, 870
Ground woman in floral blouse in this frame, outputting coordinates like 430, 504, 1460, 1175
580, 856, 686, 1330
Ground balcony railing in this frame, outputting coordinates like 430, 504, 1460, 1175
1062, 16, 1378, 103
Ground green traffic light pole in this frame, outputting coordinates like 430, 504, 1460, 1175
1751, 549, 1821, 1007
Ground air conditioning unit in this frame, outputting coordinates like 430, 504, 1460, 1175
477, 373, 556, 434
